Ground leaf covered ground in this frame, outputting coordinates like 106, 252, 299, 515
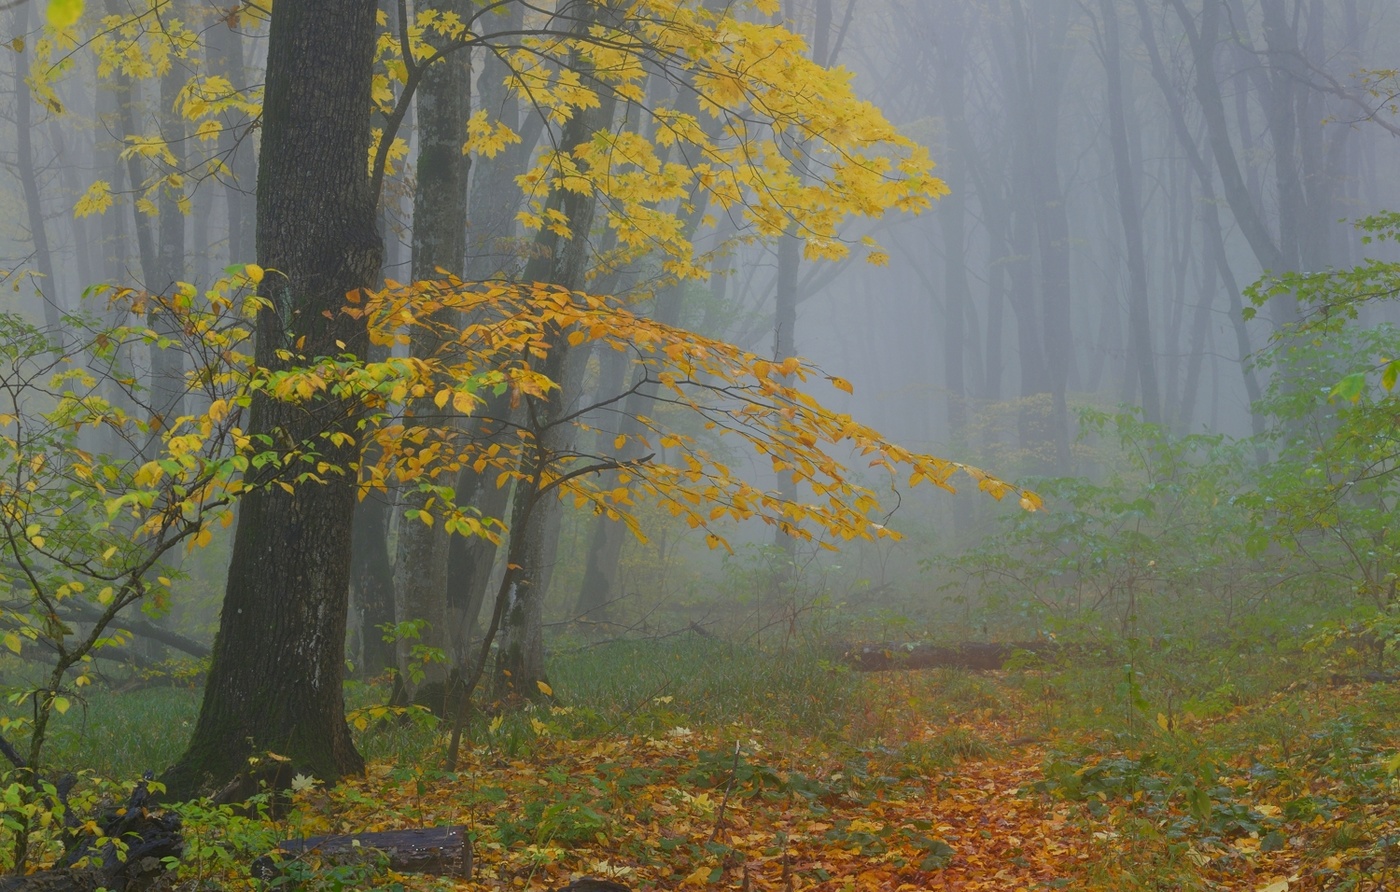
249, 666, 1399, 892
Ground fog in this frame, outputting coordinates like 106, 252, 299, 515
3, 0, 1400, 664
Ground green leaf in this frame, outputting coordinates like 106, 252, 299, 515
1382, 360, 1398, 392
1330, 372, 1367, 404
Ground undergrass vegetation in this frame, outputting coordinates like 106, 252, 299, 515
0, 616, 1395, 889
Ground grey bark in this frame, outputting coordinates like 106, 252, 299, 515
495, 0, 617, 699
1137, 0, 1268, 449
206, 14, 256, 266
12, 3, 64, 347
1097, 0, 1160, 425
393, 0, 472, 695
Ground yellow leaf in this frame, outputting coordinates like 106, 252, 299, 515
536, 680, 553, 697
245, 263, 265, 284
52, 696, 70, 715
3, 633, 21, 655
682, 865, 711, 886
47, 0, 83, 28
73, 180, 113, 218
829, 375, 853, 394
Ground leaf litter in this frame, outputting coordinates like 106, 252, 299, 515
282, 671, 1398, 891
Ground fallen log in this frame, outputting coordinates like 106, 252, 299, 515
844, 641, 1059, 672
0, 770, 180, 892
251, 826, 471, 880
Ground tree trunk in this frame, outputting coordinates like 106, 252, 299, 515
393, 0, 472, 696
1167, 0, 1284, 273
12, 3, 64, 348
166, 0, 381, 796
149, 5, 188, 436
573, 345, 634, 620
206, 12, 256, 266
933, 3, 971, 440
494, 0, 616, 699
1098, 0, 1160, 425
350, 482, 397, 677
444, 0, 535, 657
1136, 0, 1267, 451
1018, 0, 1075, 472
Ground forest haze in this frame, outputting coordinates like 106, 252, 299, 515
0, 0, 1398, 888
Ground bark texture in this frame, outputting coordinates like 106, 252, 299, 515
166, 0, 381, 795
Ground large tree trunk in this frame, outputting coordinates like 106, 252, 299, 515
166, 0, 381, 796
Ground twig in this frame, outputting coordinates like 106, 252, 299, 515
597, 676, 672, 739
708, 740, 741, 844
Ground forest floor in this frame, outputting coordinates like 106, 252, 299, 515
230, 646, 1400, 892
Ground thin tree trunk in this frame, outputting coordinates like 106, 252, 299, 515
13, 3, 64, 346
393, 0, 472, 696
934, 3, 970, 440
1137, 0, 1267, 451
150, 7, 188, 429
1167, 0, 1284, 273
1098, 0, 1160, 425
207, 13, 255, 266
444, 0, 534, 657
494, 0, 619, 700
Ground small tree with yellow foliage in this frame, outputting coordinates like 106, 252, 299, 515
0, 278, 266, 869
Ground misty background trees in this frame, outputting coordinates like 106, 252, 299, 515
1, 0, 1399, 796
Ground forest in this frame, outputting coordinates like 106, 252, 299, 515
0, 0, 1397, 889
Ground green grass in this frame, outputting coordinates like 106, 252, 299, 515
4, 624, 1386, 791
546, 635, 862, 737
19, 682, 199, 779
